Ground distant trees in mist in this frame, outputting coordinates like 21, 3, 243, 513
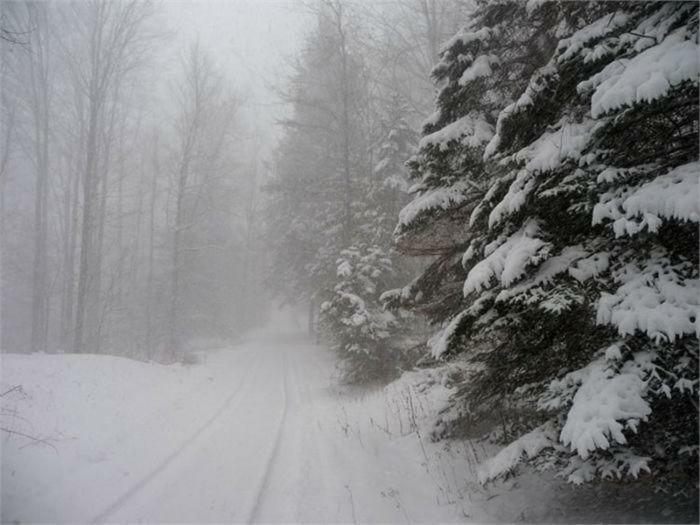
1, 1, 266, 359
265, 0, 469, 379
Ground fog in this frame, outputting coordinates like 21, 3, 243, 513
1, 0, 313, 359
163, 0, 310, 145
1, 1, 698, 523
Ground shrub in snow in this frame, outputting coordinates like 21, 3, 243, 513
320, 244, 413, 383
394, 0, 698, 488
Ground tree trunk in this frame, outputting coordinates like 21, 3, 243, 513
145, 134, 158, 355
28, 4, 50, 354
91, 152, 108, 354
168, 166, 187, 358
74, 90, 100, 354
335, 3, 352, 248
308, 299, 315, 339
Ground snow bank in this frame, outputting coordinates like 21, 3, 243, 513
1, 350, 239, 522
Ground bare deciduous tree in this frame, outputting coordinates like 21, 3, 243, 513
63, 0, 156, 353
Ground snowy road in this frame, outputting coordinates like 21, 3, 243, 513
1, 324, 472, 523
4, 327, 691, 524
94, 335, 299, 523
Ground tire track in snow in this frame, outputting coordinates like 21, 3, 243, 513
90, 352, 264, 524
246, 350, 290, 523
91, 367, 221, 457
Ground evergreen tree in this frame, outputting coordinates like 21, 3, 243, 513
266, 3, 368, 328
396, 0, 698, 487
320, 95, 418, 382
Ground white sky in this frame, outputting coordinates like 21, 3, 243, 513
162, 0, 313, 152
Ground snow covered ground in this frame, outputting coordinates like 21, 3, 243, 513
1, 312, 695, 523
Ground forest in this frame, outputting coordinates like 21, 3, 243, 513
1, 1, 698, 523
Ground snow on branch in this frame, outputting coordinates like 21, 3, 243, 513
418, 113, 494, 152
463, 220, 551, 296
477, 422, 558, 484
488, 170, 535, 228
596, 252, 699, 343
458, 54, 500, 85
622, 162, 700, 223
428, 292, 494, 359
593, 162, 700, 237
495, 245, 589, 303
578, 29, 700, 118
511, 119, 596, 173
428, 310, 470, 359
396, 180, 473, 234
440, 26, 498, 54
557, 11, 632, 63
544, 351, 654, 460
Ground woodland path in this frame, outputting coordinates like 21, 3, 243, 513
91, 329, 433, 523
2, 318, 461, 523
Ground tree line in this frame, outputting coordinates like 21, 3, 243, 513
1, 1, 266, 360
269, 0, 698, 492
266, 0, 470, 381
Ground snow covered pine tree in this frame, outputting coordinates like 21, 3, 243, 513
321, 99, 418, 382
393, 0, 699, 489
